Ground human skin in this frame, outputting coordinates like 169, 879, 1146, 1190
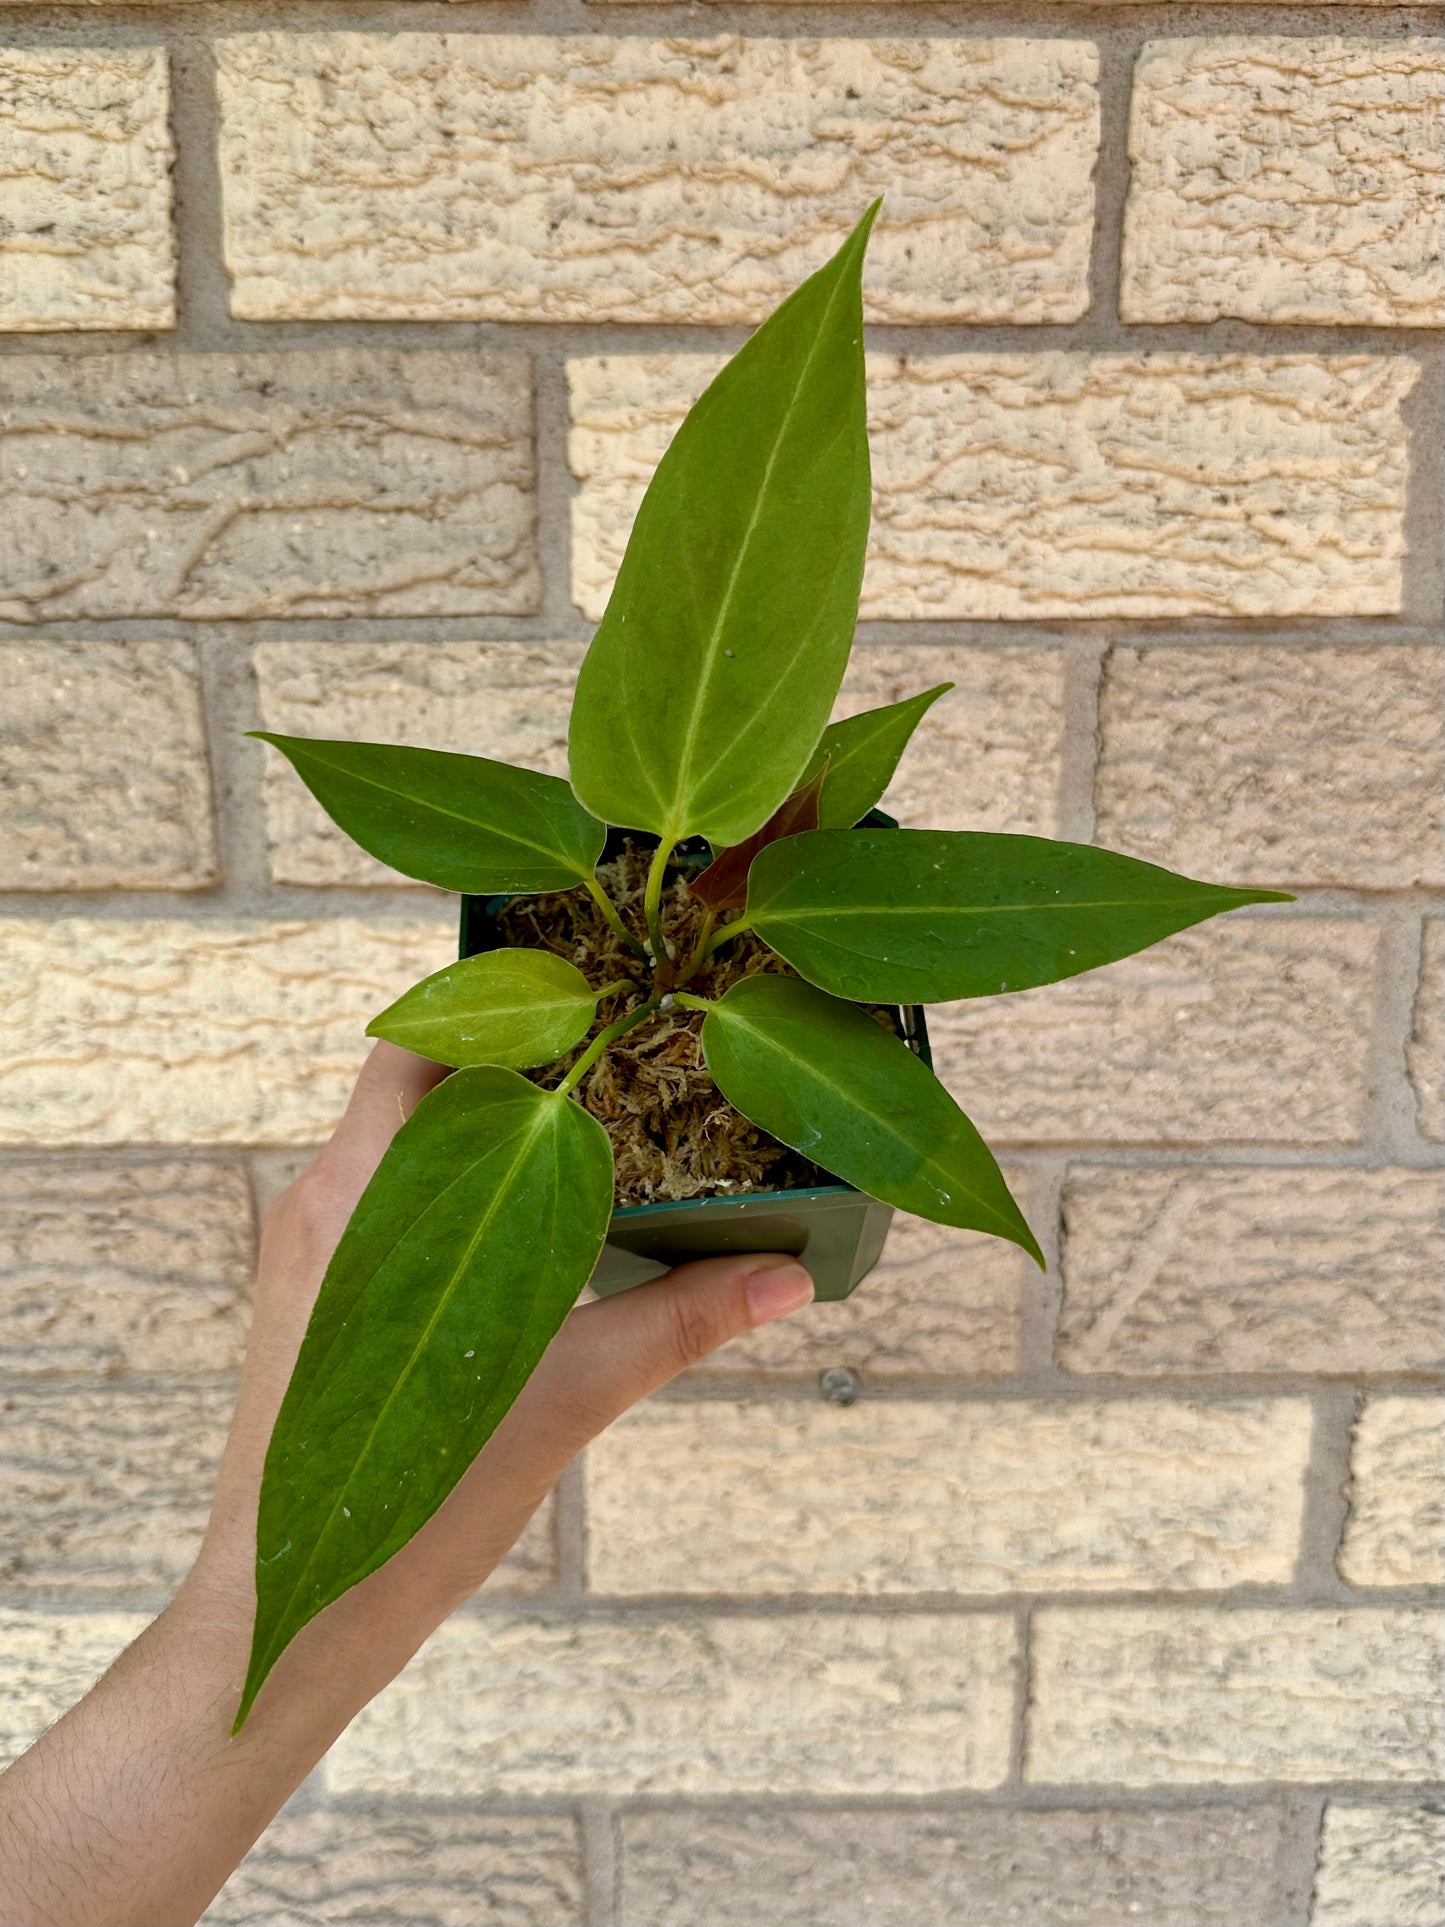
0, 1043, 814, 1927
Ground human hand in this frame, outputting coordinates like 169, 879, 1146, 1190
186, 1039, 815, 1681
0, 1042, 813, 1927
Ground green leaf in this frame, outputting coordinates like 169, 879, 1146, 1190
690, 763, 827, 914
699, 975, 1041, 1263
748, 829, 1294, 1004
367, 950, 616, 1069
803, 683, 953, 829
567, 205, 877, 850
235, 1068, 613, 1730
252, 734, 605, 894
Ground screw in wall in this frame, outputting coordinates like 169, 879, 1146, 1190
819, 1367, 861, 1407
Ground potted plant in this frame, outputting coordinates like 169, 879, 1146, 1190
240, 203, 1287, 1729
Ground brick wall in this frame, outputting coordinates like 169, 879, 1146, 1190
0, 7, 1441, 1925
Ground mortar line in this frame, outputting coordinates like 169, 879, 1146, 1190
1008, 1603, 1032, 1786
553, 1459, 589, 1604
1054, 636, 1106, 844
1364, 906, 1435, 1159
1293, 1386, 1361, 1604
1016, 1157, 1069, 1379
580, 1800, 619, 1927
1281, 1790, 1329, 1927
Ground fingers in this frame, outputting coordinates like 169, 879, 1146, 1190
310, 1041, 449, 1198
508, 1252, 815, 1455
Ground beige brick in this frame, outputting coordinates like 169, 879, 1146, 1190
0, 916, 455, 1147
571, 352, 1415, 623
1340, 1398, 1445, 1589
1095, 646, 1444, 890
1312, 1804, 1445, 1927
254, 641, 584, 887
0, 1157, 252, 1379
1059, 1166, 1444, 1377
0, 1608, 145, 1765
0, 641, 216, 890
930, 918, 1377, 1147
0, 1380, 556, 1597
587, 1399, 1310, 1598
0, 1384, 230, 1591
1027, 1608, 1444, 1785
0, 48, 174, 331
699, 1206, 1026, 1380
330, 1611, 1017, 1797
0, 350, 536, 624
216, 35, 1096, 326
1122, 38, 1444, 327
1410, 922, 1444, 1143
208, 1808, 584, 1927
832, 646, 1065, 836
619, 1805, 1297, 1927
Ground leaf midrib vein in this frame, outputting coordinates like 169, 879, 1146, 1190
252, 1103, 552, 1676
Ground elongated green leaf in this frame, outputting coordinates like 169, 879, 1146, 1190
567, 206, 877, 849
748, 829, 1293, 1004
700, 975, 1040, 1262
253, 733, 605, 894
367, 950, 616, 1069
235, 1069, 613, 1729
803, 684, 953, 829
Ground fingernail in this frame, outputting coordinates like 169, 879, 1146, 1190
745, 1262, 814, 1326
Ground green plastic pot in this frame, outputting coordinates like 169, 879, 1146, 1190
459, 814, 930, 1303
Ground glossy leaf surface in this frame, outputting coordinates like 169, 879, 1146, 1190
803, 683, 953, 829
567, 206, 876, 849
236, 1069, 613, 1728
700, 975, 1040, 1262
367, 950, 612, 1069
253, 733, 605, 894
691, 764, 827, 913
748, 829, 1292, 1004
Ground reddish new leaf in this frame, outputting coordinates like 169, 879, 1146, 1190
690, 764, 828, 912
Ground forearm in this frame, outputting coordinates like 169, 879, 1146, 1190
0, 1581, 430, 1927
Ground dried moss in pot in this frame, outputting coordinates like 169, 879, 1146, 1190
496, 842, 833, 1207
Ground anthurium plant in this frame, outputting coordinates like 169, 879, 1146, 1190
238, 204, 1289, 1728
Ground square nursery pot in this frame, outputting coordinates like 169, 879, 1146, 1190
459, 812, 930, 1303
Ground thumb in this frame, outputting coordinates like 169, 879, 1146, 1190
513, 1252, 815, 1452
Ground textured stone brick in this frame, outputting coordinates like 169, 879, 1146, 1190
0, 48, 174, 331
1059, 1166, 1444, 1377
0, 1384, 230, 1591
698, 1206, 1027, 1380
1340, 1399, 1445, 1589
1122, 38, 1445, 326
0, 641, 216, 890
1028, 1608, 1444, 1785
1095, 646, 1444, 890
930, 918, 1377, 1147
569, 353, 1415, 622
618, 1805, 1298, 1927
1410, 922, 1444, 1143
0, 1609, 144, 1766
0, 916, 454, 1147
216, 35, 1097, 326
1312, 1804, 1445, 1927
0, 1380, 555, 1596
832, 646, 1065, 836
0, 350, 536, 623
207, 1808, 585, 1927
0, 1157, 252, 1379
331, 1611, 1017, 1797
586, 1399, 1310, 1596
254, 641, 583, 887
